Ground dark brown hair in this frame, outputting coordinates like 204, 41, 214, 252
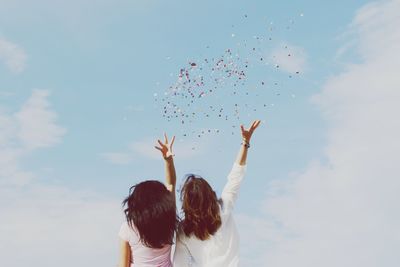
122, 180, 178, 249
179, 175, 222, 240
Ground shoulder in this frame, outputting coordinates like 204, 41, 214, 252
176, 225, 188, 241
218, 199, 229, 216
119, 221, 139, 242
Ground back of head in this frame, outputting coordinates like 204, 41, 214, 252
123, 180, 177, 249
180, 175, 222, 240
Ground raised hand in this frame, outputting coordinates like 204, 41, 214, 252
155, 133, 177, 194
240, 120, 261, 144
155, 133, 175, 159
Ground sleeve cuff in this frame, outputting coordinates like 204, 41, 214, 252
232, 162, 247, 171
118, 222, 130, 241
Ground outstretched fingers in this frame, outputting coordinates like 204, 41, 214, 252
164, 133, 169, 144
250, 120, 261, 132
157, 139, 165, 148
155, 138, 165, 152
155, 134, 175, 158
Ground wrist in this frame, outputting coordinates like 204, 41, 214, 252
241, 141, 250, 148
164, 155, 174, 161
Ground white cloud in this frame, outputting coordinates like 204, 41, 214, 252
130, 139, 161, 160
0, 111, 16, 146
239, 0, 400, 266
0, 38, 27, 73
236, 213, 281, 266
270, 43, 307, 73
15, 89, 66, 150
0, 148, 33, 186
102, 138, 207, 164
0, 89, 65, 185
0, 0, 157, 36
0, 90, 123, 267
101, 152, 133, 165
0, 184, 122, 267
134, 140, 205, 160
130, 139, 204, 160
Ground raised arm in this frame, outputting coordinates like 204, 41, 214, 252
221, 120, 261, 213
155, 134, 176, 195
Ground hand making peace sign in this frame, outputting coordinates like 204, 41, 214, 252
155, 133, 175, 159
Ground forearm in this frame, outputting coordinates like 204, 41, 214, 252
164, 156, 176, 191
235, 142, 249, 166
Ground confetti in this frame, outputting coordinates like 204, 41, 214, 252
152, 13, 302, 139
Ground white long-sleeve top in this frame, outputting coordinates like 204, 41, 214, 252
173, 163, 247, 267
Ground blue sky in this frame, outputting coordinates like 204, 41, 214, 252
0, 0, 356, 193
1, 0, 399, 266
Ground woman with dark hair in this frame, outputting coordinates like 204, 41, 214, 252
173, 120, 261, 267
118, 134, 178, 267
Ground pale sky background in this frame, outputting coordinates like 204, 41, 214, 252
0, 0, 399, 266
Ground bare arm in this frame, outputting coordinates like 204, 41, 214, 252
164, 156, 176, 193
155, 134, 176, 195
236, 120, 261, 165
118, 239, 131, 267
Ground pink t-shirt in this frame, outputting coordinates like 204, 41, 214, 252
119, 222, 172, 267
